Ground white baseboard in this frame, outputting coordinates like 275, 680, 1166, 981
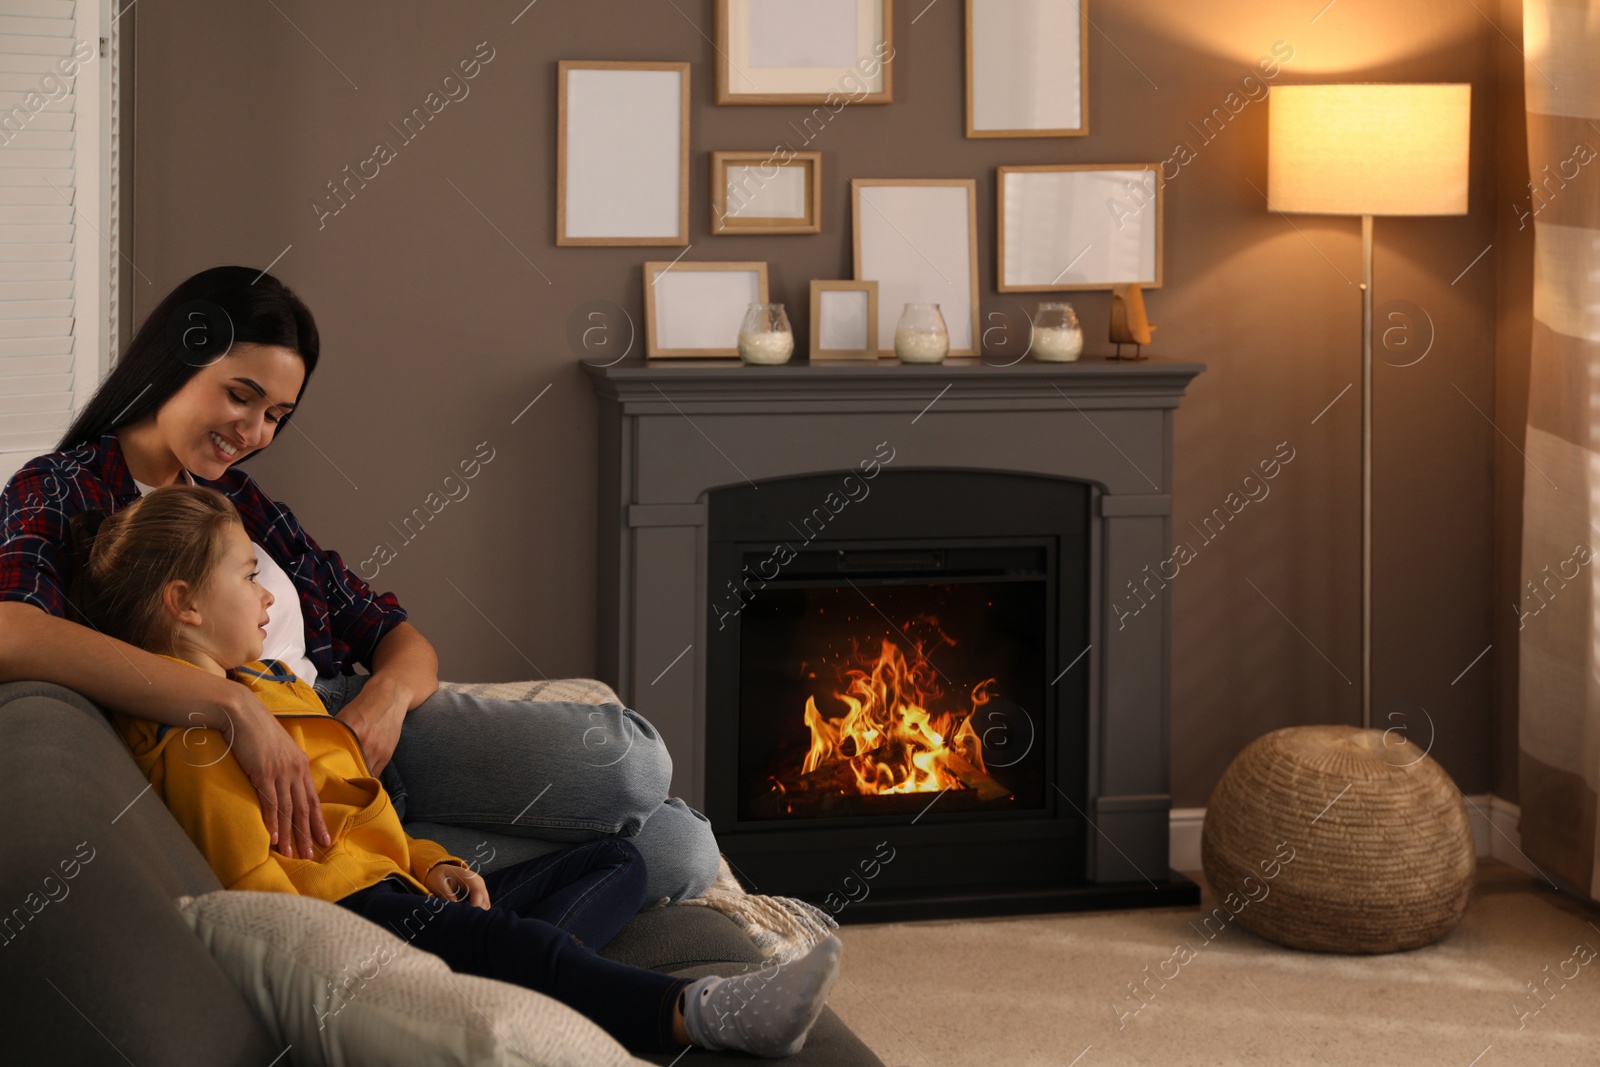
1170, 807, 1205, 872
1483, 795, 1537, 875
1170, 794, 1526, 872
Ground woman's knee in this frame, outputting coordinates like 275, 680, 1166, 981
579, 705, 674, 829
634, 799, 722, 904
674, 812, 722, 901
581, 705, 670, 773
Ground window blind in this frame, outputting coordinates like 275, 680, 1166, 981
0, 0, 112, 480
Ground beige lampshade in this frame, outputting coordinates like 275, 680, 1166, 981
1267, 83, 1471, 216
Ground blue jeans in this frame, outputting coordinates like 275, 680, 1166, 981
312, 672, 721, 904
335, 838, 692, 1053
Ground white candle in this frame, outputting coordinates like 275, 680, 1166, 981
895, 329, 949, 364
1031, 325, 1083, 362
739, 330, 794, 365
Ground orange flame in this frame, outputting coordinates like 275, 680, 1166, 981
800, 636, 995, 795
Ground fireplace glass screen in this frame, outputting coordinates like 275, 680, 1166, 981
737, 574, 1047, 822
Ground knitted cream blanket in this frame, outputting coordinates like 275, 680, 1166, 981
438, 677, 838, 962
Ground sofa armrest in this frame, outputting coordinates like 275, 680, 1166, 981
0, 683, 280, 1064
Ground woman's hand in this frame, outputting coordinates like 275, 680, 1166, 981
333, 672, 410, 774
223, 685, 333, 860
425, 863, 490, 909
336, 623, 440, 775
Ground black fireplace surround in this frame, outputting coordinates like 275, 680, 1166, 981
707, 470, 1098, 920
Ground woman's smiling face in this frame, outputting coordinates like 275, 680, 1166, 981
156, 344, 306, 479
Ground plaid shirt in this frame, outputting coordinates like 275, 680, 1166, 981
0, 433, 408, 679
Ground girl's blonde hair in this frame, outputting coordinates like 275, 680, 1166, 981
79, 485, 243, 654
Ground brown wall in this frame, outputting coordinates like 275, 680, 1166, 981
130, 0, 1510, 805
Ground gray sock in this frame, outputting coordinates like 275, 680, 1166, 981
680, 935, 843, 1058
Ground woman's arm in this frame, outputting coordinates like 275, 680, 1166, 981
331, 621, 438, 774
0, 600, 332, 859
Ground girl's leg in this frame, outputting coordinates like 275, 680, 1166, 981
481, 838, 647, 950
336, 881, 691, 1054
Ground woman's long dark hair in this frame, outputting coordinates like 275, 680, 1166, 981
57, 266, 320, 456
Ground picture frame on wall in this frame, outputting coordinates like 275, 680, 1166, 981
966, 0, 1088, 138
997, 164, 1163, 291
715, 0, 893, 106
852, 178, 981, 356
557, 61, 690, 246
642, 261, 770, 358
809, 280, 879, 361
711, 151, 823, 235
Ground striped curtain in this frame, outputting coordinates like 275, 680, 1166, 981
1516, 0, 1600, 900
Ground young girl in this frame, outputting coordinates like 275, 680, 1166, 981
77, 484, 842, 1058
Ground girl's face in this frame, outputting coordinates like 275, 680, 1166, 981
156, 344, 306, 479
181, 522, 275, 670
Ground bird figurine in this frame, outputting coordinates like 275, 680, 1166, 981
1109, 283, 1157, 360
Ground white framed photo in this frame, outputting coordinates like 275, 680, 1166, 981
809, 280, 879, 361
717, 0, 893, 105
558, 61, 690, 246
642, 261, 770, 358
852, 179, 980, 355
712, 150, 822, 235
997, 164, 1163, 292
966, 0, 1088, 138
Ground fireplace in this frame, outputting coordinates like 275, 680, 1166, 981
584, 356, 1205, 921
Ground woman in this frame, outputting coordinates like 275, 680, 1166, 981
0, 265, 721, 905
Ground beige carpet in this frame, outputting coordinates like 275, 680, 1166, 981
828, 863, 1600, 1066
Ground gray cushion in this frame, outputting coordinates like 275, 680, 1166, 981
601, 900, 767, 971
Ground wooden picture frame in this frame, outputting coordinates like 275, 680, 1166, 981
997, 164, 1163, 292
642, 261, 770, 358
716, 0, 893, 106
809, 280, 879, 361
852, 178, 981, 356
557, 61, 691, 246
966, 0, 1088, 138
711, 151, 822, 235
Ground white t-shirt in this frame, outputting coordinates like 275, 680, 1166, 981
131, 473, 316, 685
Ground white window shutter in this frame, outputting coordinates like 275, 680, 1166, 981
0, 0, 115, 484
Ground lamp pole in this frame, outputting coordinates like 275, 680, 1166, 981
1361, 213, 1373, 731
1266, 84, 1470, 733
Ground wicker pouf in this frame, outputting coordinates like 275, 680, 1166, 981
1201, 725, 1475, 954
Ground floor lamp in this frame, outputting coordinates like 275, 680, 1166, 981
1266, 83, 1472, 729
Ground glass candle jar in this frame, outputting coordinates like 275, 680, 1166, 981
894, 302, 949, 364
738, 303, 795, 365
1030, 302, 1084, 362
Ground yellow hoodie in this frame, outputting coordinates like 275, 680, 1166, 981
112, 657, 465, 901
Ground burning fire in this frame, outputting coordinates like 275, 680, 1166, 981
797, 635, 1001, 797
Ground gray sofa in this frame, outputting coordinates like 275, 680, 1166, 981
0, 680, 884, 1066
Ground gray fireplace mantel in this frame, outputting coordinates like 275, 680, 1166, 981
583, 355, 1205, 884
